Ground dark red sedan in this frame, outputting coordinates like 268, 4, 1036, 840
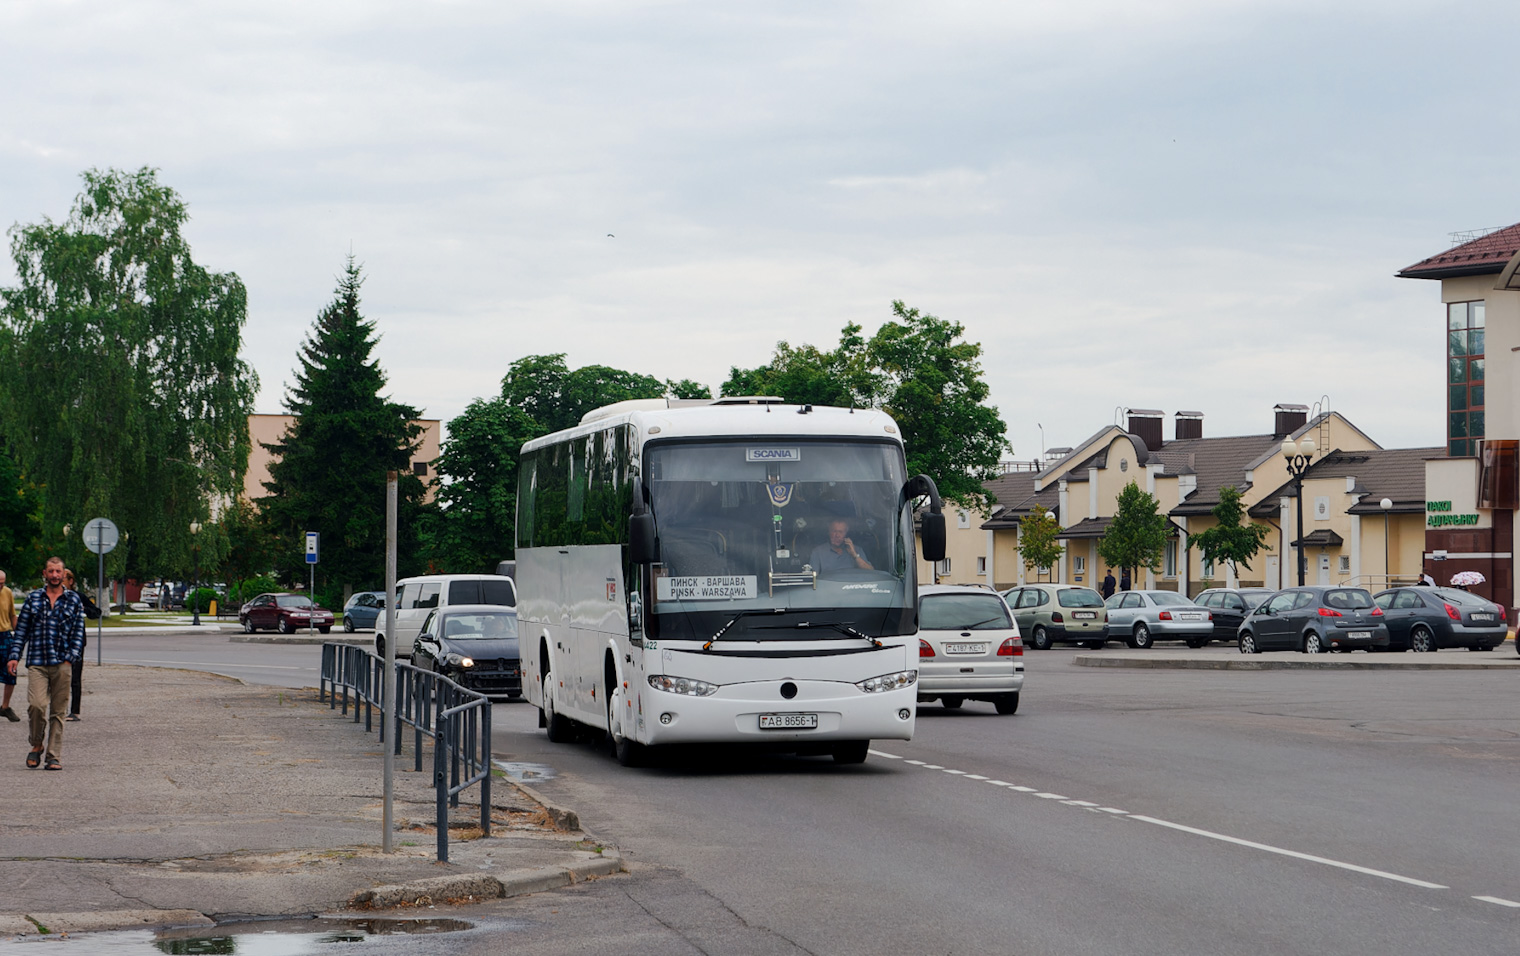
239, 592, 334, 634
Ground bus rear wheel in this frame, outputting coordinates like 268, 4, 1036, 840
832, 740, 869, 764
544, 673, 575, 743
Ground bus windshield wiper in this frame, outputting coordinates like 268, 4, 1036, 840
703, 608, 791, 651
753, 620, 883, 647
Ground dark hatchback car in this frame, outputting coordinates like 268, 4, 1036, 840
410, 604, 521, 699
1194, 587, 1274, 644
1371, 586, 1507, 652
1237, 586, 1389, 654
239, 593, 335, 634
342, 590, 386, 632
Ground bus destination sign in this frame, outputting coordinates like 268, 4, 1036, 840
657, 575, 758, 601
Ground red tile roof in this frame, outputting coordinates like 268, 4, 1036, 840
1399, 223, 1520, 279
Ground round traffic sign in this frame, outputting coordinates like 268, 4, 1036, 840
83, 517, 119, 555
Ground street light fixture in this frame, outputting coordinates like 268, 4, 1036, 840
1281, 437, 1317, 586
189, 521, 201, 626
1380, 497, 1393, 587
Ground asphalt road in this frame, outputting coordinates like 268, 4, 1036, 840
483, 653, 1520, 956
92, 629, 324, 688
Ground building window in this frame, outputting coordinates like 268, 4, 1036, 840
976, 556, 987, 576
1338, 555, 1350, 574
1202, 556, 1214, 579
413, 460, 429, 476
1164, 540, 1178, 577
1448, 300, 1485, 457
1074, 556, 1086, 576
936, 558, 952, 576
1477, 439, 1519, 509
957, 510, 970, 529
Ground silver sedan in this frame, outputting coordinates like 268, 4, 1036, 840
1102, 590, 1214, 648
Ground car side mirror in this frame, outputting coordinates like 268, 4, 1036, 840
630, 512, 659, 564
419, 633, 433, 643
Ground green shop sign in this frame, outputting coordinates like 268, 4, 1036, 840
1426, 500, 1479, 527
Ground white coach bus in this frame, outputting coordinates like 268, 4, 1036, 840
516, 397, 947, 766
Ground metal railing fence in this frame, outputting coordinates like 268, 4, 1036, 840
319, 642, 493, 863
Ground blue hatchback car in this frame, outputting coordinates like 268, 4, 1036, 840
342, 591, 386, 632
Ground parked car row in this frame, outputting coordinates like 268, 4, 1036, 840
1235, 584, 1507, 654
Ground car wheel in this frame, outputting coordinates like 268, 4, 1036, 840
941, 696, 964, 710
318, 625, 331, 634
544, 672, 575, 743
994, 692, 1020, 715
1410, 626, 1434, 653
375, 634, 386, 658
343, 616, 355, 633
1238, 631, 1258, 654
279, 619, 295, 634
1303, 632, 1324, 654
831, 740, 870, 764
242, 618, 255, 634
1030, 626, 1052, 651
1131, 624, 1154, 649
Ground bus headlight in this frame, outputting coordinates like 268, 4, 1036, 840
648, 674, 719, 697
856, 670, 917, 693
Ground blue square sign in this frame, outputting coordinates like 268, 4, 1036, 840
305, 531, 319, 564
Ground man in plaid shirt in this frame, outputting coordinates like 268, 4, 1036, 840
7, 557, 85, 770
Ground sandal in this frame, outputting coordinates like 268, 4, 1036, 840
64, 715, 80, 722
26, 750, 41, 769
44, 757, 61, 771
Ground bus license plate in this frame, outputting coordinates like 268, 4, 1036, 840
760, 713, 818, 730
945, 643, 988, 655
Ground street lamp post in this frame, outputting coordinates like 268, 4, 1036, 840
189, 521, 201, 626
1380, 497, 1393, 588
1281, 437, 1317, 587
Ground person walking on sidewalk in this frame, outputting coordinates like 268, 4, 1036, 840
0, 569, 18, 723
61, 568, 99, 722
7, 557, 85, 770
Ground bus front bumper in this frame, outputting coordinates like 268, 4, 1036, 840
634, 679, 917, 745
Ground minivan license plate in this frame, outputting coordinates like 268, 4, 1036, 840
1073, 611, 1096, 619
1347, 630, 1371, 639
945, 643, 988, 655
760, 713, 818, 730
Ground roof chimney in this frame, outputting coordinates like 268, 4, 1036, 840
1174, 411, 1203, 441
1274, 403, 1309, 439
1126, 408, 1164, 452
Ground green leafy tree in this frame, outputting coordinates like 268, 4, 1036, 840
217, 497, 274, 602
666, 378, 712, 400
1018, 508, 1064, 579
0, 167, 257, 580
0, 443, 42, 574
724, 305, 1008, 510
1189, 486, 1271, 579
501, 355, 666, 433
424, 395, 543, 573
259, 258, 425, 590
1098, 482, 1170, 581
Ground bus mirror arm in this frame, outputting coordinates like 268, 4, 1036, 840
630, 512, 660, 564
902, 474, 947, 563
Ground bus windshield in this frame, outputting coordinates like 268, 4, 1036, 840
645, 438, 915, 640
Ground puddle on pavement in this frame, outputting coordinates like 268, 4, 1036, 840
0, 917, 478, 954
494, 759, 557, 782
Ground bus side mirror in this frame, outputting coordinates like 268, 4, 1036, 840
630, 513, 659, 564
920, 512, 946, 562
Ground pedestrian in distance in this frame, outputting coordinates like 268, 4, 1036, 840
0, 569, 18, 722
1119, 569, 1131, 592
1100, 569, 1116, 599
61, 569, 99, 721
7, 556, 86, 770
1419, 570, 1436, 587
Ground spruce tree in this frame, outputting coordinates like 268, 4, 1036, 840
260, 259, 425, 595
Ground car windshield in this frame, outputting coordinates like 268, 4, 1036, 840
1147, 591, 1190, 606
1057, 589, 1103, 608
1240, 590, 1272, 608
644, 439, 916, 640
920, 593, 1010, 630
440, 612, 518, 640
1323, 589, 1374, 609
276, 595, 313, 608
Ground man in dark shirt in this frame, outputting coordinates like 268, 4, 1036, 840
8, 557, 85, 770
1101, 570, 1116, 599
809, 519, 873, 572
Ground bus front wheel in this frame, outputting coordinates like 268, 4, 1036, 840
544, 673, 575, 743
832, 740, 869, 764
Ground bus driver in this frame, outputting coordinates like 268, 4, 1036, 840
809, 519, 873, 572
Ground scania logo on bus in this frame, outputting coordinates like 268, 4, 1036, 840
747, 447, 802, 462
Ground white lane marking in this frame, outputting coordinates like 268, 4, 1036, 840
1474, 896, 1520, 908
868, 750, 903, 759
1097, 807, 1128, 814
903, 759, 927, 765
943, 769, 967, 775
987, 780, 1013, 787
965, 774, 988, 780
924, 764, 945, 770
1063, 800, 1100, 807
1010, 785, 1036, 792
107, 658, 312, 670
1033, 792, 1068, 800
1129, 816, 1448, 889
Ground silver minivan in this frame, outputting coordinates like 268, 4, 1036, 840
376, 573, 517, 657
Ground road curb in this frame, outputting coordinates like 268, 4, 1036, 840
230, 635, 371, 645
513, 780, 582, 831
348, 853, 626, 909
1073, 654, 1520, 670
0, 909, 214, 935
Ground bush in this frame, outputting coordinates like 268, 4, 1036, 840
186, 587, 223, 614
230, 575, 278, 604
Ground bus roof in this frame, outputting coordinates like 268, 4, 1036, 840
520, 400, 904, 453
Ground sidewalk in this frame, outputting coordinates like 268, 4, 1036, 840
0, 665, 621, 936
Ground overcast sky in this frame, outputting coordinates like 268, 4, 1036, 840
3, 0, 1513, 462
